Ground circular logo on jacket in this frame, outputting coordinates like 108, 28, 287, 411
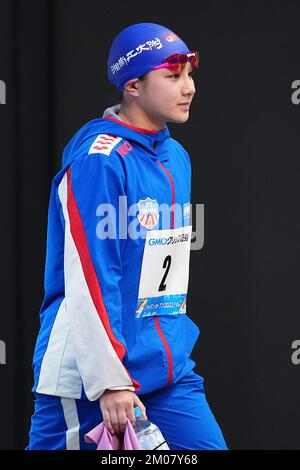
137, 197, 159, 229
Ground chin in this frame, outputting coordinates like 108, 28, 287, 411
168, 113, 190, 124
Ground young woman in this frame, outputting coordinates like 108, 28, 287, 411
27, 22, 228, 450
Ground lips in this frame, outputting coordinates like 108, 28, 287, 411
178, 102, 191, 110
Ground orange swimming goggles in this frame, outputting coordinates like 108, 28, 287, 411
152, 50, 200, 72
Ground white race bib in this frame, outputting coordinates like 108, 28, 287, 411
136, 226, 192, 318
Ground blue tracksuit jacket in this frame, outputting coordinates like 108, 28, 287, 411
32, 105, 200, 401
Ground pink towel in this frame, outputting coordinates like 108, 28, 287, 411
84, 418, 142, 450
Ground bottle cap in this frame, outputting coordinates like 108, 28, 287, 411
134, 406, 142, 419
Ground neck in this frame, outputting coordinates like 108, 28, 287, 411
118, 103, 164, 131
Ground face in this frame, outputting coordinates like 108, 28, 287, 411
134, 62, 196, 127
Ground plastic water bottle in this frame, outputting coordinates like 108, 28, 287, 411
133, 407, 170, 450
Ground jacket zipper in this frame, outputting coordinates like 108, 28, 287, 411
154, 160, 175, 386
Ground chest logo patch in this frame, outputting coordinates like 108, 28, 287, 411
137, 197, 159, 230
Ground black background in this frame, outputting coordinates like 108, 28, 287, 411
0, 0, 299, 450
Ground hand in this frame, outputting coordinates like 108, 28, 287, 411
99, 389, 147, 435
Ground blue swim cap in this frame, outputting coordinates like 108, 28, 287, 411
107, 23, 191, 92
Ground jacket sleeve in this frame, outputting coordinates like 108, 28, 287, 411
56, 149, 141, 401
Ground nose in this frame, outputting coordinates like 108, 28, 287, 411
181, 72, 196, 98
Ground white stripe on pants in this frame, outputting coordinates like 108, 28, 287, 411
61, 397, 80, 450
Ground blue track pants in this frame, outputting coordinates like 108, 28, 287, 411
27, 371, 228, 450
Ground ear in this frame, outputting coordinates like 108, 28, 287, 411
123, 79, 140, 98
